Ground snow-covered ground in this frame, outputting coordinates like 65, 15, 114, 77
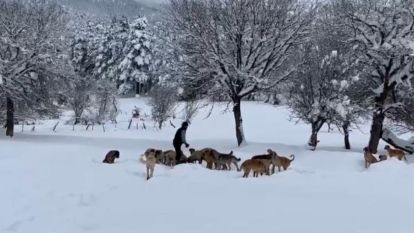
1, 98, 414, 233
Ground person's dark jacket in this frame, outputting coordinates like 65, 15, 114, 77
173, 126, 188, 146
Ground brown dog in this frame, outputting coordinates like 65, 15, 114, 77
146, 151, 157, 180
103, 150, 120, 164
267, 149, 294, 172
363, 147, 378, 168
163, 150, 176, 167
251, 150, 276, 174
188, 148, 204, 164
239, 159, 268, 178
384, 145, 407, 161
200, 148, 219, 169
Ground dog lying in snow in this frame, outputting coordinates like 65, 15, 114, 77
102, 150, 120, 164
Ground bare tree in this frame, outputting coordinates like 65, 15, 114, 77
288, 42, 360, 150
168, 0, 314, 146
339, 0, 414, 153
148, 85, 178, 129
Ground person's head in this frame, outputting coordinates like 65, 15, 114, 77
182, 121, 189, 129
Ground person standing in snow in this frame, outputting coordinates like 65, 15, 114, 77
173, 121, 190, 164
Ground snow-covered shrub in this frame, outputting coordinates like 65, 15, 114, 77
148, 85, 178, 129
288, 44, 360, 150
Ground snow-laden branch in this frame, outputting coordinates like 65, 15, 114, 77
382, 128, 414, 154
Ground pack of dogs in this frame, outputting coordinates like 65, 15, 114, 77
103, 147, 295, 180
102, 144, 408, 180
363, 145, 407, 168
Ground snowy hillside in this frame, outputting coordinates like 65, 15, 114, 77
1, 98, 414, 233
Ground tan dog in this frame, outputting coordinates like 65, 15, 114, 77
188, 148, 204, 164
363, 147, 378, 168
384, 145, 407, 161
143, 148, 165, 164
239, 159, 268, 178
146, 151, 157, 180
251, 150, 276, 174
102, 150, 120, 164
215, 151, 241, 171
163, 150, 176, 167
267, 149, 294, 172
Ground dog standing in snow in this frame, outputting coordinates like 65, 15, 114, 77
384, 145, 407, 161
145, 151, 157, 180
363, 147, 378, 168
267, 149, 295, 172
239, 159, 268, 178
188, 148, 204, 164
251, 151, 275, 174
215, 151, 241, 171
163, 150, 176, 167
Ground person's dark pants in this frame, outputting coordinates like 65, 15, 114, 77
173, 143, 183, 164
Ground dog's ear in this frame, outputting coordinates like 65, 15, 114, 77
229, 150, 233, 155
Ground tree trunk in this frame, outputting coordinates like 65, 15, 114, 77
308, 130, 318, 150
308, 120, 325, 150
343, 121, 351, 150
368, 78, 394, 153
368, 111, 385, 153
233, 97, 245, 146
74, 107, 82, 125
6, 97, 14, 137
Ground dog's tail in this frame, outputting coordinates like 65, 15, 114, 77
290, 154, 295, 162
139, 154, 146, 164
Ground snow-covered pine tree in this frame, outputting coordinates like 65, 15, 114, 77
118, 17, 151, 94
94, 16, 151, 95
66, 12, 119, 125
94, 17, 128, 88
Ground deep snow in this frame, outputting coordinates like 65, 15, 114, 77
1, 98, 414, 233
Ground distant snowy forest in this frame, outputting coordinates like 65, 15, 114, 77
1, 0, 414, 153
